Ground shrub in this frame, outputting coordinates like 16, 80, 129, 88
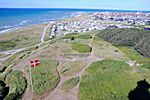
5, 70, 27, 100
97, 28, 150, 57
0, 41, 16, 51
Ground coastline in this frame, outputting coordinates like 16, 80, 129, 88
0, 21, 56, 34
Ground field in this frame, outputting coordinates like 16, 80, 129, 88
1, 24, 150, 100
79, 59, 150, 100
31, 60, 60, 95
118, 46, 150, 63
0, 41, 16, 51
61, 61, 87, 76
75, 34, 92, 39
4, 70, 27, 100
60, 77, 80, 92
39, 41, 77, 58
91, 37, 129, 61
0, 24, 47, 51
71, 42, 92, 53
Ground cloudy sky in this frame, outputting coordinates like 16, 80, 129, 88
0, 0, 150, 11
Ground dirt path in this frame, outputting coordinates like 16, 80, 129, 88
43, 36, 104, 100
41, 23, 51, 43
0, 48, 26, 62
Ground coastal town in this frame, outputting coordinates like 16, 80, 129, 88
50, 12, 150, 38
0, 10, 150, 100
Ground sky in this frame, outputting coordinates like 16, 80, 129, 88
0, 0, 150, 11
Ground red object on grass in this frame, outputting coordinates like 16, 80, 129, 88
30, 60, 40, 67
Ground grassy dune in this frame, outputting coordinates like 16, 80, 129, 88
60, 77, 80, 92
61, 61, 87, 76
118, 46, 150, 62
5, 70, 26, 100
0, 24, 47, 51
79, 59, 149, 100
91, 37, 129, 61
71, 43, 92, 53
31, 60, 59, 95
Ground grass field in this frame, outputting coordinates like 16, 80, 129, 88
75, 34, 92, 39
60, 34, 91, 40
118, 46, 150, 63
4, 70, 27, 100
0, 41, 16, 51
60, 77, 80, 92
39, 41, 77, 58
91, 37, 129, 61
31, 60, 60, 95
79, 59, 149, 100
61, 61, 87, 76
0, 24, 47, 51
71, 42, 92, 53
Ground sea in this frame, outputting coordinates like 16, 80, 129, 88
0, 8, 150, 33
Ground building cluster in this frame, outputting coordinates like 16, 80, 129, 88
92, 12, 150, 25
49, 12, 150, 38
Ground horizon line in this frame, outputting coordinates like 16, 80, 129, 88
0, 8, 150, 12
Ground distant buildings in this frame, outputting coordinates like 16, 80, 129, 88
49, 12, 150, 38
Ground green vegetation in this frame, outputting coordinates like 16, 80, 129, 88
140, 62, 150, 71
60, 35, 75, 40
0, 41, 16, 51
0, 80, 9, 99
76, 34, 92, 39
79, 59, 147, 100
71, 43, 92, 53
97, 28, 150, 57
4, 70, 26, 100
60, 34, 91, 40
2, 47, 36, 67
60, 77, 80, 91
61, 61, 86, 76
91, 37, 129, 60
66, 33, 79, 35
118, 46, 150, 62
31, 60, 59, 95
0, 24, 47, 51
40, 41, 76, 58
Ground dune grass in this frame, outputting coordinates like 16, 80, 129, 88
79, 59, 147, 100
75, 34, 92, 39
0, 24, 47, 51
60, 34, 91, 40
71, 43, 92, 53
4, 70, 27, 100
0, 41, 16, 51
61, 61, 86, 76
31, 60, 59, 95
91, 37, 129, 61
118, 46, 150, 63
60, 77, 80, 92
59, 35, 75, 40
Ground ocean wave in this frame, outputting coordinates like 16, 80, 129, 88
19, 20, 28, 25
0, 28, 12, 34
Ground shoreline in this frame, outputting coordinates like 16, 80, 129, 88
0, 21, 56, 35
